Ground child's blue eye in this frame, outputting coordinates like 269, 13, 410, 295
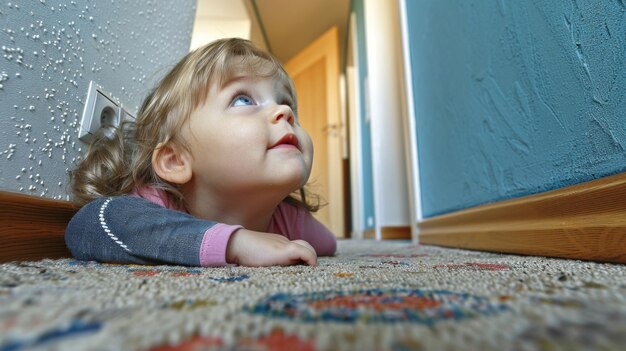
231, 95, 254, 107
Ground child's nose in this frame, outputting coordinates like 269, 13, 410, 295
271, 105, 295, 126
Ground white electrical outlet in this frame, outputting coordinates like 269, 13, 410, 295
119, 106, 136, 121
78, 81, 122, 144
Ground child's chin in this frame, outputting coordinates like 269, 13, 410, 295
284, 171, 310, 191
276, 163, 310, 182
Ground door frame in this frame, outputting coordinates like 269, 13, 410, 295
346, 12, 365, 239
398, 0, 423, 237
285, 26, 345, 237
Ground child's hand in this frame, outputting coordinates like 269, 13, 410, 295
225, 229, 317, 267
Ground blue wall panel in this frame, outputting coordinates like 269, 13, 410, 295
405, 0, 626, 217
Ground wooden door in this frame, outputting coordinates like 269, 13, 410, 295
285, 27, 345, 237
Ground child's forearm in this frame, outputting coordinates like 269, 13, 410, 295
66, 196, 322, 267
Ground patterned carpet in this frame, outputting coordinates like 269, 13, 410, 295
1, 240, 625, 351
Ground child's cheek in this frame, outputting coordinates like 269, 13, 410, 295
302, 133, 315, 168
302, 131, 314, 152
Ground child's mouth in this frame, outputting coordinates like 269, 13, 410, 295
270, 134, 300, 150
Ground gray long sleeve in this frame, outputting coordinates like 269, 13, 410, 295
65, 196, 218, 266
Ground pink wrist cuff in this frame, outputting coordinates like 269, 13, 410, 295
199, 223, 243, 267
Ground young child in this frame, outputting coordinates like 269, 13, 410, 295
65, 38, 337, 267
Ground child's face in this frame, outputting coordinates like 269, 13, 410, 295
182, 60, 314, 200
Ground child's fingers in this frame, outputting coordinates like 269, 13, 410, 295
292, 239, 315, 253
290, 240, 317, 266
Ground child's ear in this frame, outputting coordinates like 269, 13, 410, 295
152, 142, 192, 185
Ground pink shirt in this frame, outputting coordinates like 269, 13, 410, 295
133, 187, 336, 267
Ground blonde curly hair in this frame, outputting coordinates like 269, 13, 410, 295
70, 38, 320, 212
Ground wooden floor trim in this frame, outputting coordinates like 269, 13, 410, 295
1, 191, 76, 262
363, 229, 374, 239
364, 226, 411, 240
418, 172, 626, 263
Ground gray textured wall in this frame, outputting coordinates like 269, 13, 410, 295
406, 0, 626, 217
0, 0, 195, 200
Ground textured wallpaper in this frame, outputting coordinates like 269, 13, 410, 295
405, 0, 626, 217
0, 0, 195, 200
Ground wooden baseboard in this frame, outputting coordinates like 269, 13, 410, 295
418, 172, 626, 263
364, 226, 411, 240
1, 191, 76, 262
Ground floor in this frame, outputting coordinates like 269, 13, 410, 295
1, 240, 625, 350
